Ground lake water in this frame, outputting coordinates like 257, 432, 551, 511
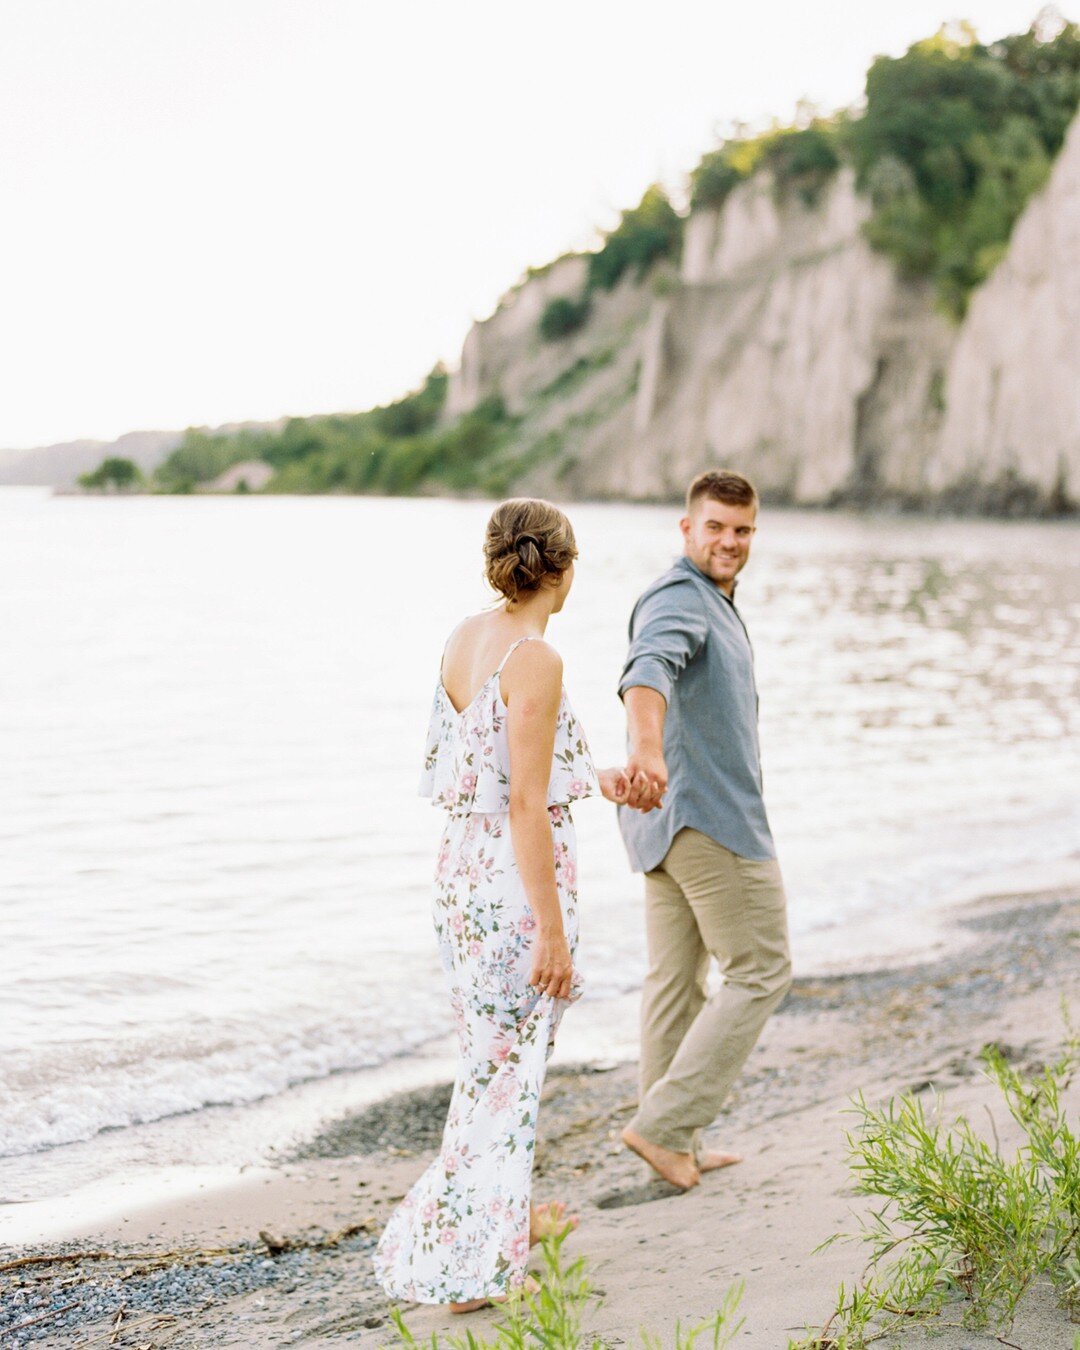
1, 489, 1078, 1186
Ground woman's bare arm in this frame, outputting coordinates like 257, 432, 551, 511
503, 641, 573, 1000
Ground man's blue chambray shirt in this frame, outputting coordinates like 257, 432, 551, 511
616, 554, 776, 873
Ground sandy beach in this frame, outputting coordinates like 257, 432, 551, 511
2, 881, 1078, 1349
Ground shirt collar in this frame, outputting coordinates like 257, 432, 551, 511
677, 553, 738, 604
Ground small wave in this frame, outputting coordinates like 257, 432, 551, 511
0, 1013, 450, 1160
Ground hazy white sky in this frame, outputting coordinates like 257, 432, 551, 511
0, 0, 1052, 448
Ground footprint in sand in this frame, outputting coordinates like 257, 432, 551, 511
594, 1179, 687, 1209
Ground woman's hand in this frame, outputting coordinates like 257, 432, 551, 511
529, 927, 574, 1000
598, 766, 631, 805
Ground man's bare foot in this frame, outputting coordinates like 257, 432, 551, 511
621, 1126, 700, 1189
530, 1200, 579, 1246
698, 1149, 742, 1172
450, 1275, 540, 1314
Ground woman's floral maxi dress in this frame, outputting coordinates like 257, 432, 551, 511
374, 636, 598, 1304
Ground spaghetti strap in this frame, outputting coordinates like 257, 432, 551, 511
493, 634, 538, 677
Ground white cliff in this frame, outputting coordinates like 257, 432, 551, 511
933, 111, 1080, 506
444, 254, 591, 420
445, 113, 1080, 512
624, 167, 954, 503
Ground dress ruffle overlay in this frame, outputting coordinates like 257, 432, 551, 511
373, 637, 598, 1304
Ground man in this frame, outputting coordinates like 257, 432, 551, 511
616, 469, 792, 1190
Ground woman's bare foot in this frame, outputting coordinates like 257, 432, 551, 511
449, 1298, 491, 1314
621, 1126, 700, 1189
698, 1149, 742, 1172
530, 1199, 579, 1246
449, 1275, 541, 1314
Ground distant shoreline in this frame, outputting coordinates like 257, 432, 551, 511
16, 483, 1080, 521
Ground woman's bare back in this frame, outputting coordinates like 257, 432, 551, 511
440, 613, 552, 714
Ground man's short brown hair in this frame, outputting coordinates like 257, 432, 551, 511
686, 469, 758, 514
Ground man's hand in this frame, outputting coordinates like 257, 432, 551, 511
626, 746, 667, 811
622, 686, 669, 812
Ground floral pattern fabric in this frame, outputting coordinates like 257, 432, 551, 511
374, 637, 598, 1304
419, 637, 597, 815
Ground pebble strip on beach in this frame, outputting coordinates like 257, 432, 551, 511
2, 891, 1077, 1348
0, 1230, 389, 1348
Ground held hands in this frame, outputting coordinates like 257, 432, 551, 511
598, 761, 665, 812
529, 926, 575, 1001
625, 746, 667, 812
527, 757, 666, 1001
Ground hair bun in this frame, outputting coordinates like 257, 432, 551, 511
482, 500, 578, 606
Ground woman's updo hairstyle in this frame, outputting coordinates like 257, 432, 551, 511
483, 498, 577, 606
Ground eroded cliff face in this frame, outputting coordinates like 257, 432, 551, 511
617, 167, 956, 505
444, 255, 590, 420
445, 115, 1080, 512
932, 111, 1080, 508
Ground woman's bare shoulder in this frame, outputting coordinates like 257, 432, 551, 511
501, 637, 562, 696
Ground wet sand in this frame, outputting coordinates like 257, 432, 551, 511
2, 885, 1078, 1348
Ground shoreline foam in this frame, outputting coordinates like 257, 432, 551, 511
2, 882, 1077, 1348
5, 853, 1079, 1224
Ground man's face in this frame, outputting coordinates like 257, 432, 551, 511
680, 497, 757, 594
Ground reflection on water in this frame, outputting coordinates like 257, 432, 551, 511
0, 491, 1077, 1163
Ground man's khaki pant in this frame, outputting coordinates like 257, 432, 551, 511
629, 827, 792, 1155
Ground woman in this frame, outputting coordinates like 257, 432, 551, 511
373, 498, 629, 1312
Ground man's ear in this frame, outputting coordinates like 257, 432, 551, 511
679, 515, 691, 538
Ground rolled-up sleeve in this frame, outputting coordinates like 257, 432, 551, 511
618, 581, 707, 704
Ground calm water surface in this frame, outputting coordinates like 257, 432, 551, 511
1, 490, 1077, 1166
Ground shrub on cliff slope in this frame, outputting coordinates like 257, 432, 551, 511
850, 17, 1080, 315
537, 184, 682, 343
371, 365, 449, 438
687, 17, 1080, 318
540, 18, 1077, 349
691, 120, 844, 210
761, 123, 844, 204
586, 184, 683, 291
539, 295, 592, 342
